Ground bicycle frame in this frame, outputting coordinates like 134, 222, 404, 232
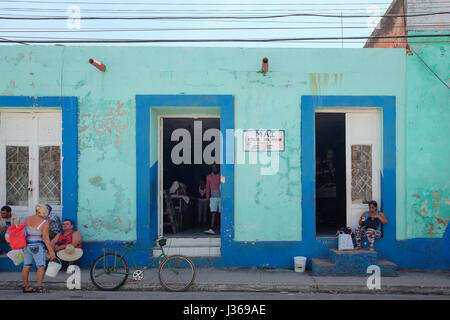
92, 240, 195, 292
102, 245, 168, 275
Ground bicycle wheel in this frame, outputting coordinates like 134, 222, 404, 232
90, 253, 129, 291
158, 254, 196, 292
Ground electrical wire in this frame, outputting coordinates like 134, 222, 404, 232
1, 33, 448, 43
0, 1, 395, 6
1, 24, 448, 33
2, 4, 449, 13
2, 7, 409, 13
409, 47, 450, 90
0, 11, 449, 20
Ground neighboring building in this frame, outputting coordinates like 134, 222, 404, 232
0, 2, 448, 270
364, 0, 410, 50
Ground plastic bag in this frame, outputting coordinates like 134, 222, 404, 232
7, 249, 24, 266
338, 233, 354, 251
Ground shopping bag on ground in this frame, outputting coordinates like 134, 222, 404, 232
338, 233, 354, 250
7, 249, 24, 266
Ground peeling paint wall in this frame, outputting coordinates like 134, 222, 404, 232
405, 32, 450, 239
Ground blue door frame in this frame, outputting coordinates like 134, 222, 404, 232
301, 95, 397, 242
135, 95, 234, 266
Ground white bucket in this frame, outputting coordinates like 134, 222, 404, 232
45, 259, 62, 277
7, 249, 24, 266
294, 256, 307, 273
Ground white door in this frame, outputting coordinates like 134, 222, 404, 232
0, 110, 62, 221
345, 112, 381, 229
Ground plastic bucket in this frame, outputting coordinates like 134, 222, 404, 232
45, 258, 62, 277
294, 256, 307, 273
7, 249, 24, 266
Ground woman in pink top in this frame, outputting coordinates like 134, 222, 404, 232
204, 164, 221, 235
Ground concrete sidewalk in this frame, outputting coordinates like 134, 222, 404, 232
1, 268, 449, 295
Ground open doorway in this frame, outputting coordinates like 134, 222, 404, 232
315, 113, 346, 236
161, 117, 220, 239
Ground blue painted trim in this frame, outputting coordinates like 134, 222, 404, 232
301, 95, 396, 240
135, 95, 234, 266
0, 96, 78, 226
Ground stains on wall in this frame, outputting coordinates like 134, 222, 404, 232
89, 176, 106, 190
310, 73, 343, 94
411, 190, 450, 238
2, 80, 16, 96
75, 80, 86, 90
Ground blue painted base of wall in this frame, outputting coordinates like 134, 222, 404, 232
0, 256, 23, 272
311, 248, 398, 276
58, 235, 450, 271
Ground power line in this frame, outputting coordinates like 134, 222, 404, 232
2, 24, 448, 33
409, 47, 450, 90
4, 34, 447, 44
1, 33, 448, 43
2, 7, 406, 12
0, 1, 394, 6
0, 11, 449, 20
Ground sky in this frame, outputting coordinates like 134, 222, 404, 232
0, 0, 393, 47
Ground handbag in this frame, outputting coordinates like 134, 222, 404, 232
338, 233, 354, 251
5, 223, 27, 250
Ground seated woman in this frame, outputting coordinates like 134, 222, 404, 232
355, 200, 387, 251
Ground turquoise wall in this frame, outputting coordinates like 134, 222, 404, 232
404, 32, 450, 239
0, 46, 407, 242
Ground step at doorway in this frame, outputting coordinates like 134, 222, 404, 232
153, 237, 221, 257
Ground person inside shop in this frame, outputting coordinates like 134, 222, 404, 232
204, 163, 221, 235
197, 175, 209, 228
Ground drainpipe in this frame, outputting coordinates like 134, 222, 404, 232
89, 59, 106, 72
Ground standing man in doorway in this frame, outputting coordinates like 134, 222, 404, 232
204, 163, 221, 235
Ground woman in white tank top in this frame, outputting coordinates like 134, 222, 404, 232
22, 204, 56, 293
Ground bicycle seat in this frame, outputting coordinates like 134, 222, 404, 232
122, 241, 136, 247
155, 237, 166, 247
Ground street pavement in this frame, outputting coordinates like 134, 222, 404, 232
0, 289, 448, 300
1, 267, 449, 296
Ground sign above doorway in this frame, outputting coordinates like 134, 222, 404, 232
243, 130, 285, 152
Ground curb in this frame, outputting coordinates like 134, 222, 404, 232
1, 281, 450, 295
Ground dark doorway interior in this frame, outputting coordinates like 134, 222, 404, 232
315, 113, 346, 236
162, 117, 220, 237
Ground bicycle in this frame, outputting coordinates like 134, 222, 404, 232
90, 237, 196, 292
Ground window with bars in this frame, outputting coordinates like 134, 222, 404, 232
351, 144, 372, 204
39, 146, 61, 205
6, 146, 29, 206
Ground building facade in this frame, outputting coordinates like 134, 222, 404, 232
0, 43, 448, 270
